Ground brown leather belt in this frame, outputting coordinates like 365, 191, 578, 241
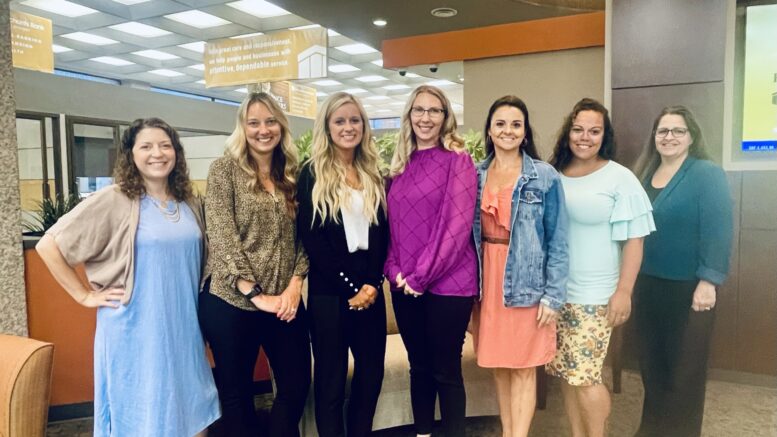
482, 235, 510, 245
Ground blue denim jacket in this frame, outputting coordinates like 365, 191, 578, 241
472, 152, 569, 310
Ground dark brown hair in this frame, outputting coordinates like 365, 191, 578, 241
483, 95, 540, 160
550, 98, 616, 171
114, 117, 193, 201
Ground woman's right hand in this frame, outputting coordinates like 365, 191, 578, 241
79, 287, 125, 308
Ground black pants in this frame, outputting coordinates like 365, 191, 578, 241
633, 274, 715, 437
392, 291, 474, 437
198, 290, 311, 437
308, 292, 387, 437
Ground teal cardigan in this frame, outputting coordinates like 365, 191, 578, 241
640, 157, 733, 285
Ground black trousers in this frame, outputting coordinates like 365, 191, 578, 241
633, 274, 715, 437
308, 292, 387, 437
198, 290, 311, 437
392, 291, 474, 437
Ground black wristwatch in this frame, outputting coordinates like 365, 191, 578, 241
244, 282, 263, 300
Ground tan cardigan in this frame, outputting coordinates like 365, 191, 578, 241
44, 185, 207, 305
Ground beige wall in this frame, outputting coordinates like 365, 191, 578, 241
463, 47, 604, 160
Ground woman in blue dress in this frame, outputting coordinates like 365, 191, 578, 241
37, 117, 220, 436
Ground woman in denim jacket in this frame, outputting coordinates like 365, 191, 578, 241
471, 95, 569, 437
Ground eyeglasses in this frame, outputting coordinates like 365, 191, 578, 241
655, 127, 688, 138
410, 106, 446, 119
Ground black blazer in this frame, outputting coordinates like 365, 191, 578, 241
296, 163, 388, 297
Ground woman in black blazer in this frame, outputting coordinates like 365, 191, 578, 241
296, 91, 389, 437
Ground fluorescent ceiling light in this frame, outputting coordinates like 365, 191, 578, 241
316, 91, 328, 97
90, 56, 134, 66
178, 41, 206, 53
328, 64, 360, 73
343, 88, 368, 94
371, 59, 383, 67
165, 10, 231, 29
426, 79, 456, 87
188, 64, 205, 71
112, 0, 151, 4
311, 79, 342, 86
230, 32, 264, 39
383, 84, 410, 90
61, 32, 118, 46
406, 72, 421, 78
196, 79, 206, 84
109, 22, 171, 37
388, 100, 406, 105
52, 44, 73, 53
227, 0, 290, 18
133, 50, 179, 60
21, 0, 98, 17
355, 75, 387, 83
290, 24, 320, 31
365, 95, 391, 100
375, 109, 392, 113
335, 43, 377, 55
327, 29, 340, 37
235, 88, 249, 93
149, 69, 184, 77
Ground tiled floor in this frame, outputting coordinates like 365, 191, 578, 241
48, 370, 777, 436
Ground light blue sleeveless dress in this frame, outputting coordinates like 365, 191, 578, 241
93, 196, 220, 437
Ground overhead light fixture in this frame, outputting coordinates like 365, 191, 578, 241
388, 100, 406, 105
61, 32, 118, 46
327, 29, 340, 37
235, 88, 249, 93
149, 69, 185, 77
316, 91, 328, 97
343, 88, 368, 94
373, 18, 387, 27
133, 49, 180, 60
374, 109, 392, 113
178, 41, 207, 53
426, 79, 456, 87
188, 64, 205, 71
227, 0, 290, 18
165, 10, 231, 29
365, 95, 391, 100
383, 84, 411, 90
196, 79, 206, 84
230, 32, 265, 39
405, 72, 422, 78
52, 44, 73, 53
355, 75, 387, 83
290, 24, 320, 31
21, 0, 98, 18
109, 22, 172, 37
371, 59, 384, 67
111, 0, 152, 4
311, 79, 342, 86
335, 43, 377, 55
431, 7, 458, 18
328, 64, 360, 73
90, 56, 135, 66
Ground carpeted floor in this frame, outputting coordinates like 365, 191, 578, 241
47, 370, 776, 436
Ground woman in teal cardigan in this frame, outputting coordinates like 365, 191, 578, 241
633, 106, 733, 437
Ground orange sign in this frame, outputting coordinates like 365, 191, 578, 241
10, 11, 53, 73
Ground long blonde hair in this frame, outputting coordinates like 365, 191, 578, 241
225, 92, 298, 215
309, 92, 385, 225
390, 85, 465, 176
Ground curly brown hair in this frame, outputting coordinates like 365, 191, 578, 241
550, 98, 617, 171
113, 117, 193, 201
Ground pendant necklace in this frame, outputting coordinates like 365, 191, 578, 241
147, 195, 181, 223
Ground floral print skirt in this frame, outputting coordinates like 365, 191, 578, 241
545, 303, 612, 386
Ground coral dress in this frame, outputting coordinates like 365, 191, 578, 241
474, 186, 557, 369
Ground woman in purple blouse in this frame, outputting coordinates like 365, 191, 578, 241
384, 85, 478, 437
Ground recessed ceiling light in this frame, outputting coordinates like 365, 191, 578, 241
311, 79, 342, 87
327, 29, 340, 37
373, 18, 387, 27
374, 109, 392, 113
383, 84, 410, 90
431, 7, 458, 18
235, 88, 249, 93
90, 56, 135, 66
52, 44, 73, 53
365, 95, 391, 100
110, 22, 171, 38
426, 79, 456, 87
328, 64, 360, 73
61, 32, 118, 46
230, 32, 264, 39
405, 72, 422, 78
355, 75, 387, 83
290, 24, 320, 31
178, 41, 206, 53
165, 10, 231, 29
133, 50, 179, 60
188, 64, 205, 71
335, 43, 377, 55
21, 0, 98, 18
112, 0, 151, 4
316, 91, 328, 97
149, 69, 184, 77
227, 0, 290, 18
371, 59, 384, 67
343, 88, 368, 94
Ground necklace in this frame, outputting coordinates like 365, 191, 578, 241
147, 196, 181, 223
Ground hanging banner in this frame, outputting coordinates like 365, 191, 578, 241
259, 81, 318, 120
10, 10, 53, 73
204, 28, 327, 87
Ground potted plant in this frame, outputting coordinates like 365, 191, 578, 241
23, 192, 81, 237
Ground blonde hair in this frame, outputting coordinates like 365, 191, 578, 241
390, 85, 465, 176
309, 92, 385, 225
225, 92, 298, 215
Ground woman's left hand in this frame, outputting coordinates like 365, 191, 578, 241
403, 282, 423, 298
606, 289, 632, 327
691, 280, 716, 312
277, 277, 303, 322
536, 303, 558, 328
348, 285, 378, 311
